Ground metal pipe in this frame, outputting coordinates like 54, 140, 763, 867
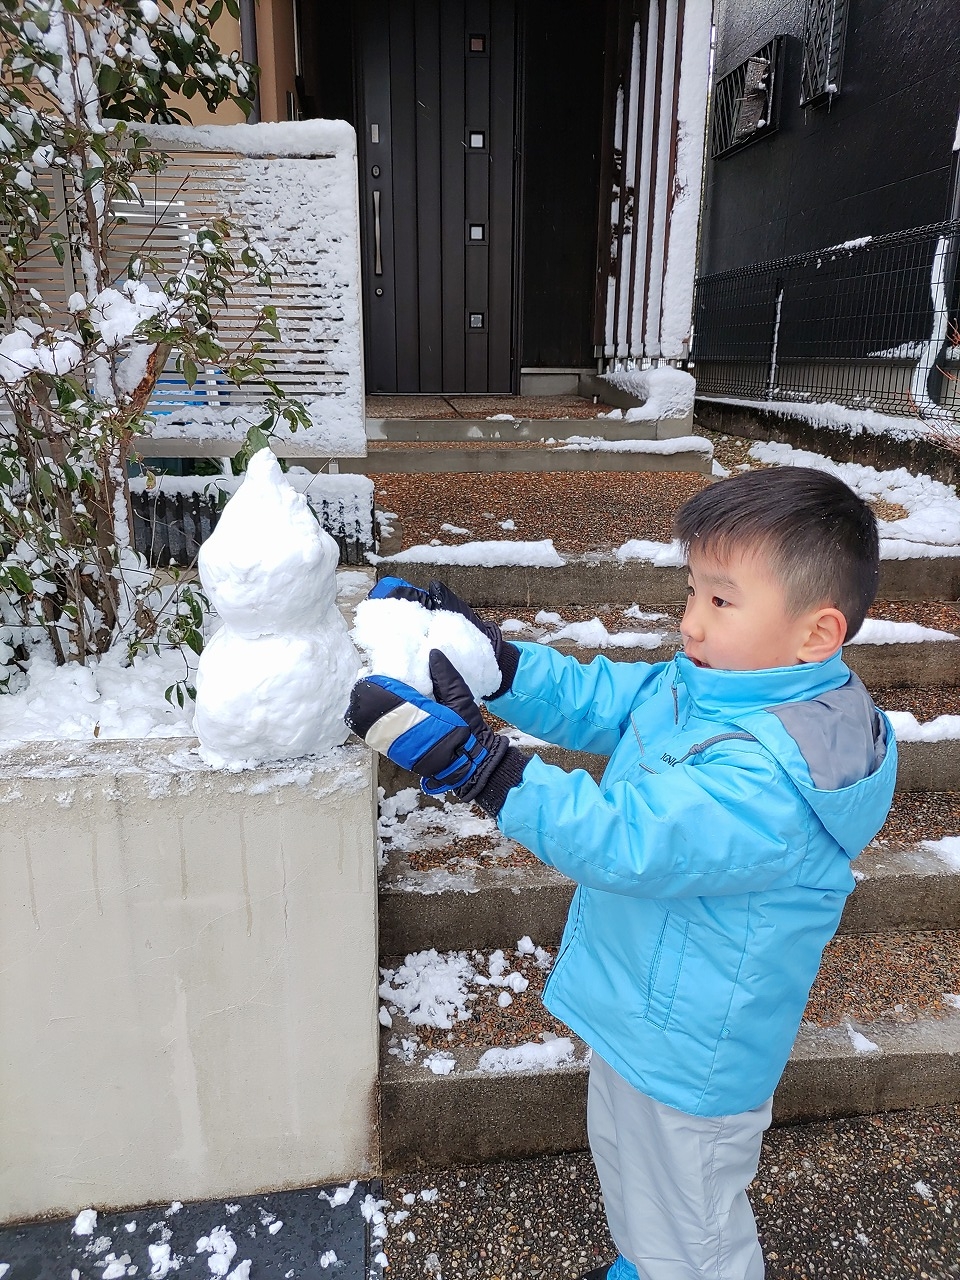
239, 0, 261, 124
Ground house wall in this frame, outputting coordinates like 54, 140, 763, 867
700, 0, 960, 274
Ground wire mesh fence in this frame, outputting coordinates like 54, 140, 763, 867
691, 220, 960, 418
131, 490, 375, 568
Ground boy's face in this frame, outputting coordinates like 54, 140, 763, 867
681, 546, 841, 671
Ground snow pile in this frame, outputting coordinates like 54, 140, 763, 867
378, 950, 478, 1030
600, 366, 696, 420
883, 712, 960, 742
352, 596, 501, 701
702, 395, 935, 441
194, 448, 359, 768
382, 539, 566, 568
748, 441, 960, 558
849, 619, 958, 645
555, 434, 711, 455
0, 645, 197, 742
477, 1036, 575, 1074
615, 538, 686, 565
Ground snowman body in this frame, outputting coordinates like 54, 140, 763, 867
194, 448, 359, 768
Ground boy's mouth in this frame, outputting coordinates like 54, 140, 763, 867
686, 654, 709, 668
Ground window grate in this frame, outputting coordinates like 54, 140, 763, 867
800, 0, 849, 105
711, 39, 781, 160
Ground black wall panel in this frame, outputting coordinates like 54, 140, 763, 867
701, 0, 960, 274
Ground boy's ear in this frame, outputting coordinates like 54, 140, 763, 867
797, 607, 847, 663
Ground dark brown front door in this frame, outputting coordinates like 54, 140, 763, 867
356, 0, 518, 393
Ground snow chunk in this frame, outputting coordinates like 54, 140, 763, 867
477, 1038, 575, 1073
73, 1209, 98, 1236
845, 1023, 880, 1055
424, 1051, 456, 1075
615, 539, 686, 565
379, 950, 476, 1029
556, 434, 710, 455
883, 711, 960, 742
319, 1180, 357, 1207
352, 596, 501, 701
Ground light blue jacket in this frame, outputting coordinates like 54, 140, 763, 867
488, 645, 897, 1116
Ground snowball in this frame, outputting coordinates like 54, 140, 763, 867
194, 629, 357, 767
352, 596, 501, 701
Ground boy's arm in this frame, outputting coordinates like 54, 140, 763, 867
497, 744, 811, 898
487, 642, 669, 755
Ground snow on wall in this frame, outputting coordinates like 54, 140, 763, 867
138, 122, 365, 457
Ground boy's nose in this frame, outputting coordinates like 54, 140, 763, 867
680, 602, 703, 644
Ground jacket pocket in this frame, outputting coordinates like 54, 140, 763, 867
644, 910, 689, 1030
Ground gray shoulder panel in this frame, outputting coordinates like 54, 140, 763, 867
766, 673, 888, 791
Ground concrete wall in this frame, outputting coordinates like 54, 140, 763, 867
0, 740, 378, 1224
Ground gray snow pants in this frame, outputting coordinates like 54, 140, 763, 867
587, 1053, 773, 1280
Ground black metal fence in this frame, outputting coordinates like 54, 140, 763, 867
691, 220, 960, 416
131, 489, 375, 568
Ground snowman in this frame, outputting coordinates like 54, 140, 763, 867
193, 447, 360, 768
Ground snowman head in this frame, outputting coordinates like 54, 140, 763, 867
199, 448, 339, 638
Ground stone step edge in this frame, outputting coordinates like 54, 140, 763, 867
379, 1012, 960, 1171
339, 446, 712, 476
543, 636, 959, 688
375, 556, 960, 605
365, 416, 691, 442
379, 735, 960, 797
378, 844, 960, 954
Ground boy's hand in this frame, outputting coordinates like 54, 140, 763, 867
346, 651, 527, 812
367, 577, 519, 698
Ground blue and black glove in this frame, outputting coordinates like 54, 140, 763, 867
368, 576, 520, 700
346, 650, 528, 815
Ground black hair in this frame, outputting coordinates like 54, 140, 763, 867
673, 466, 880, 639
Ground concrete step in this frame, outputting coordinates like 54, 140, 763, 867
366, 415, 691, 442
378, 724, 960, 800
542, 635, 959, 689
378, 790, 960, 955
340, 440, 713, 475
375, 554, 960, 605
379, 934, 960, 1171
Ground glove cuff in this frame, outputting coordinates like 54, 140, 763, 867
467, 745, 530, 818
490, 641, 521, 701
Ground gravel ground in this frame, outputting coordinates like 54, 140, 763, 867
367, 395, 618, 421
380, 1103, 960, 1280
372, 471, 711, 554
873, 790, 960, 845
875, 686, 960, 717
381, 924, 960, 1058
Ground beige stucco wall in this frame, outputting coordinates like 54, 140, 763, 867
0, 739, 379, 1224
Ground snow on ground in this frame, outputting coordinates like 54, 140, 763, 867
700, 394, 946, 440
848, 619, 958, 644
747, 441, 960, 557
554, 435, 711, 455
380, 539, 566, 568
886, 713, 960, 741
379, 941, 567, 1076
922, 836, 960, 871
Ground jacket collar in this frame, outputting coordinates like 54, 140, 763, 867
671, 649, 851, 719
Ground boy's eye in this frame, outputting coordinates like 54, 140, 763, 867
712, 596, 728, 608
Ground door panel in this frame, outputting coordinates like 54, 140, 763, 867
357, 0, 517, 393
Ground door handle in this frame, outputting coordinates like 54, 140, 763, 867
373, 189, 383, 275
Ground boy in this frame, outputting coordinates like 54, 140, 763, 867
347, 466, 897, 1280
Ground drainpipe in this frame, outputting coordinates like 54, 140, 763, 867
239, 0, 261, 124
